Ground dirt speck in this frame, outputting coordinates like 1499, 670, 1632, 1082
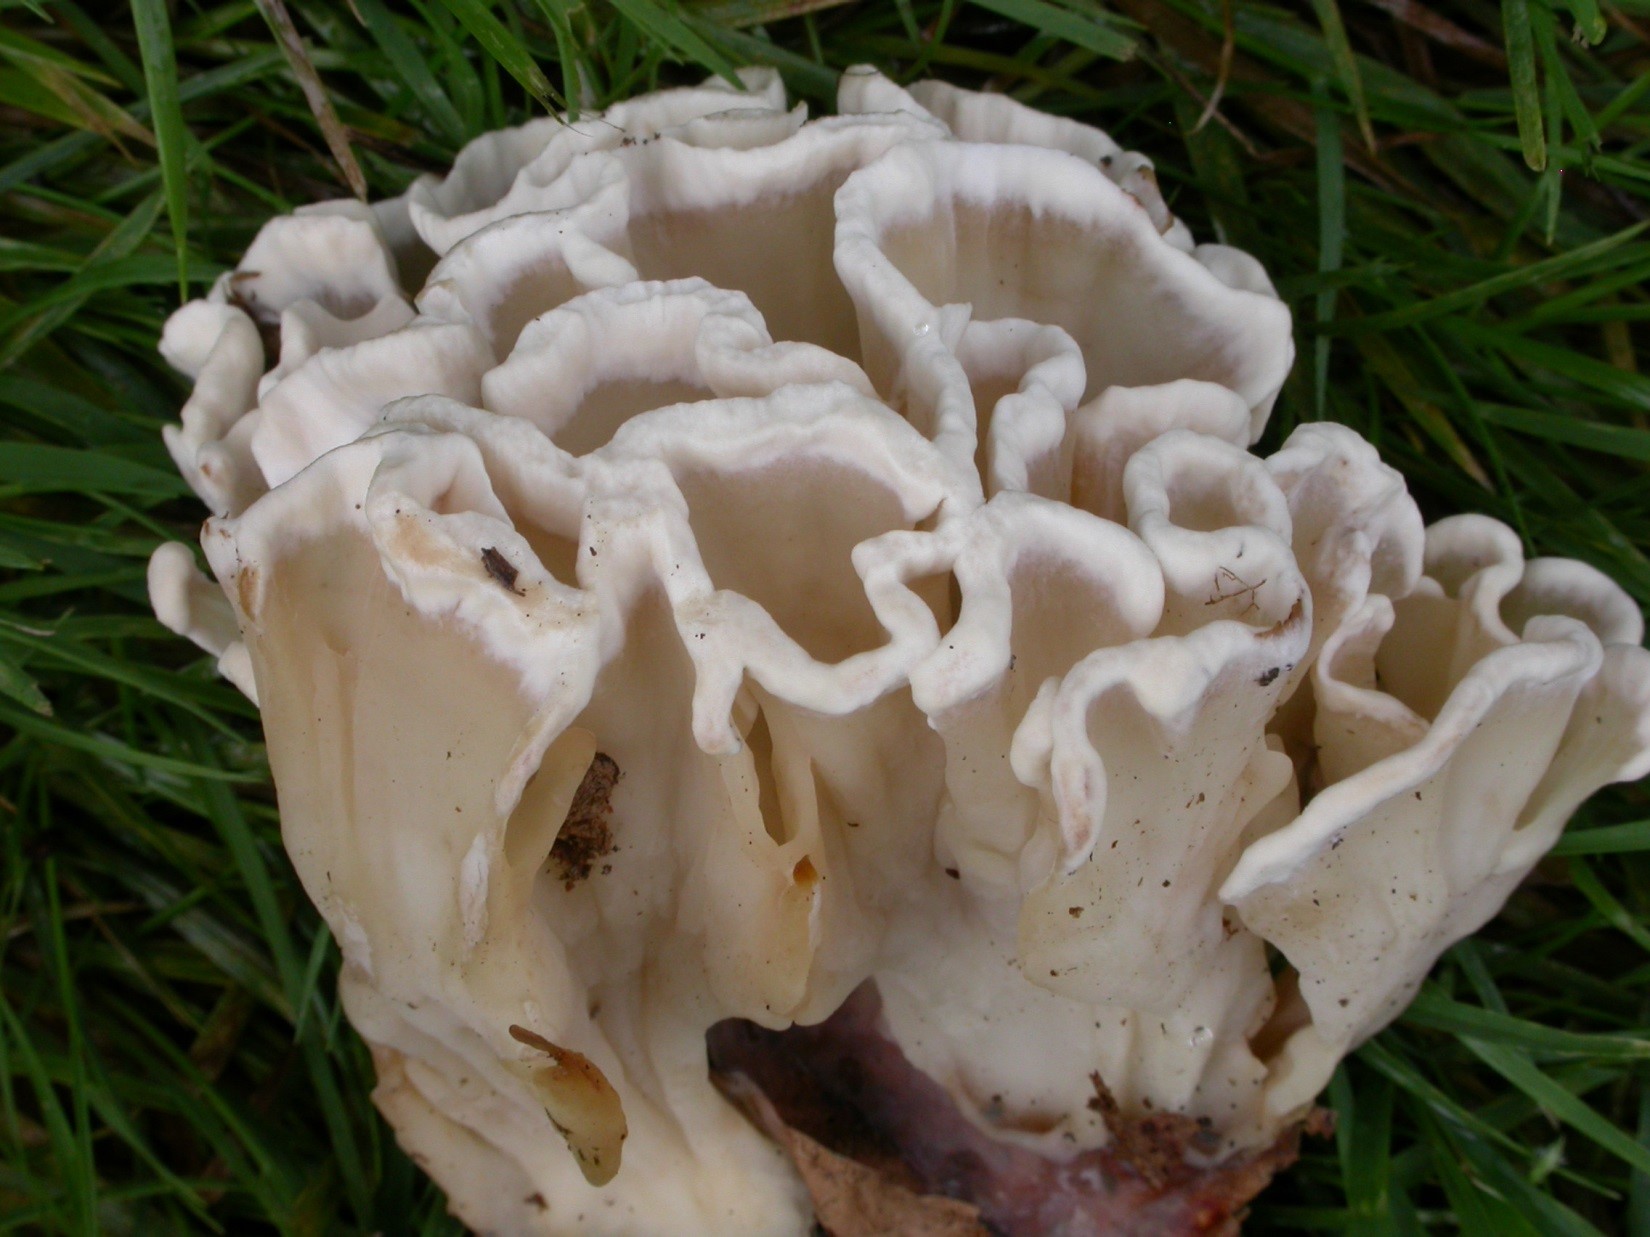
481, 546, 526, 595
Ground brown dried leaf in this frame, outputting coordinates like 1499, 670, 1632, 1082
718, 1073, 986, 1237
1360, 0, 1508, 66
787, 1126, 989, 1237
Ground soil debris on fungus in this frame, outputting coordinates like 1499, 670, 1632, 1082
481, 545, 525, 595
1085, 1072, 1332, 1218
1087, 1073, 1223, 1188
551, 753, 620, 889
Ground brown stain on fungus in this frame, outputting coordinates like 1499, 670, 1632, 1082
225, 269, 282, 363
551, 753, 620, 890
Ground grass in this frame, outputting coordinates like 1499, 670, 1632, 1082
0, 0, 1648, 1232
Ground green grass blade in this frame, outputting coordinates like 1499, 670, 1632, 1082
686, 20, 838, 101
1427, 1113, 1549, 1236
0, 443, 190, 499
1405, 987, 1650, 1061
1632, 1081, 1650, 1234
0, 993, 90, 1234
1569, 856, 1650, 954
354, 0, 468, 145
129, 0, 189, 296
1449, 1125, 1609, 1237
290, 923, 334, 1041
1314, 80, 1345, 418
428, 0, 558, 109
1341, 224, 1649, 335
1556, 0, 1607, 45
1531, 2, 1598, 149
967, 0, 1137, 61
1550, 821, 1650, 855
1597, 70, 1650, 132
609, 0, 742, 81
525, 0, 583, 115
39, 861, 97, 1235
0, 698, 262, 782
1305, 0, 1372, 148
1462, 1037, 1650, 1176
1450, 319, 1650, 413
1473, 404, 1650, 462
1335, 1068, 1402, 1235
1502, 0, 1546, 171
0, 646, 49, 716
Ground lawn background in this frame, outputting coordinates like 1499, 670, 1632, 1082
2, 0, 1649, 1231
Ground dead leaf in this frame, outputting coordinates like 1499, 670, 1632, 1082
252, 0, 367, 199
717, 1073, 986, 1237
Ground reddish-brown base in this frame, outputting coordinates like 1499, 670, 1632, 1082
707, 983, 1327, 1237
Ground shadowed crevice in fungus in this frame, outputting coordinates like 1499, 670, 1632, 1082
675, 456, 909, 665
629, 191, 864, 362
556, 378, 712, 455
879, 196, 1280, 406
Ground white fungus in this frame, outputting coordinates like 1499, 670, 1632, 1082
149, 68, 1650, 1236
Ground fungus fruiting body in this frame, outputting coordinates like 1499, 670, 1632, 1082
149, 67, 1650, 1236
